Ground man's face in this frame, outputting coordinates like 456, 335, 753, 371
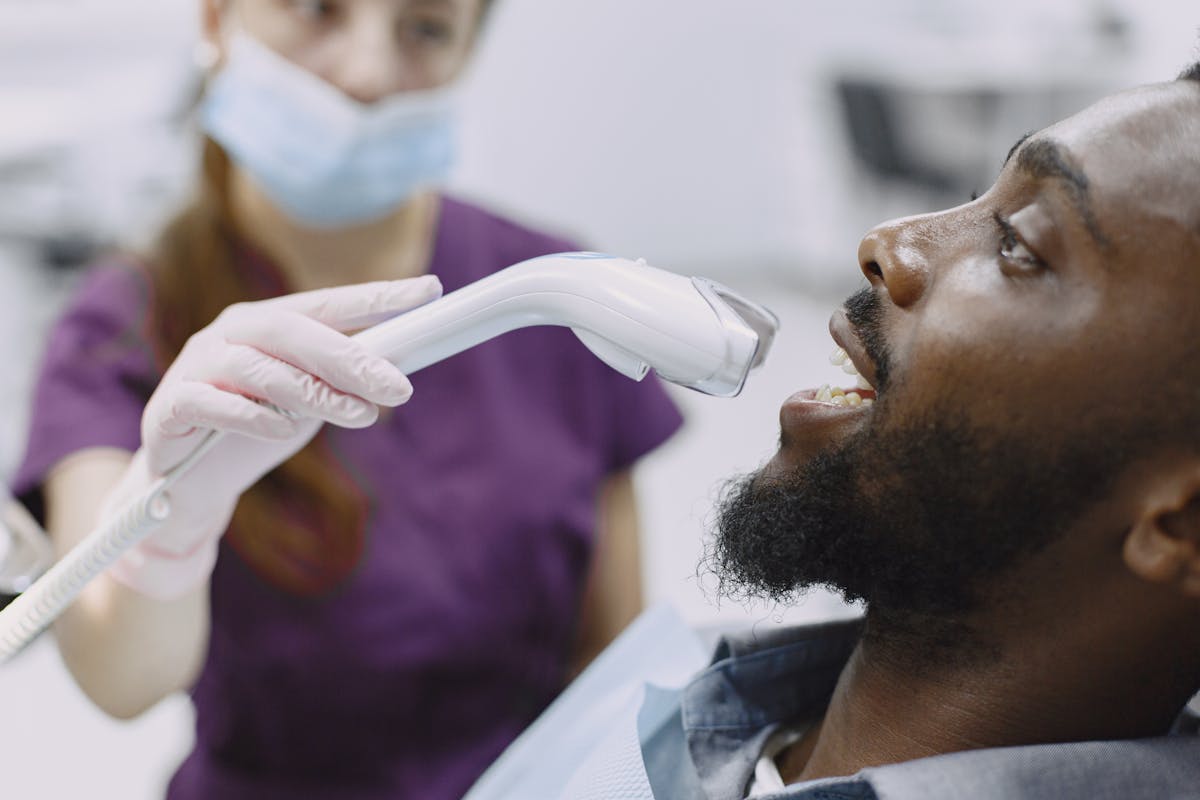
713, 82, 1200, 633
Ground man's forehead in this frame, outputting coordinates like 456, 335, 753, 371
1027, 83, 1200, 241
1046, 82, 1200, 149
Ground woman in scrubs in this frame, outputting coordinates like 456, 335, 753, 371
12, 1, 681, 797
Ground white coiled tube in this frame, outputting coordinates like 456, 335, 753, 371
0, 430, 225, 661
0, 485, 170, 659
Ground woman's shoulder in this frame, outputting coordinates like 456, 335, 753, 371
46, 254, 161, 379
11, 255, 161, 503
63, 254, 156, 328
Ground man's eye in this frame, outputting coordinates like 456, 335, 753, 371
994, 213, 1045, 273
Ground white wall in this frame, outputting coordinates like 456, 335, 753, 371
0, 0, 197, 242
450, 0, 1198, 286
451, 1, 827, 279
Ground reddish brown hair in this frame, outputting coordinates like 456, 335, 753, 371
145, 140, 367, 595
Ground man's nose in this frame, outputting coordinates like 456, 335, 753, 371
856, 215, 935, 309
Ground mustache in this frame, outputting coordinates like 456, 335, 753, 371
844, 287, 892, 391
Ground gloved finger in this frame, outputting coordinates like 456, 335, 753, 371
259, 275, 443, 331
217, 309, 414, 407
148, 380, 302, 446
202, 343, 385, 428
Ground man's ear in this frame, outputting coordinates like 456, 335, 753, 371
1124, 470, 1200, 597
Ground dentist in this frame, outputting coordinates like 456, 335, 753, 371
12, 2, 681, 798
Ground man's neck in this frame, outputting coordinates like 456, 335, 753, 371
779, 609, 1196, 786
782, 640, 1008, 783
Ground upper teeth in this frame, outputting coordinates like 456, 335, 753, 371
829, 346, 874, 390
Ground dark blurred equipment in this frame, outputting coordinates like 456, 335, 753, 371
836, 79, 962, 195
41, 233, 100, 271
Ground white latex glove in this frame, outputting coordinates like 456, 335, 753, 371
104, 276, 442, 598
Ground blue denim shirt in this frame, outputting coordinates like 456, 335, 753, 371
640, 617, 1200, 800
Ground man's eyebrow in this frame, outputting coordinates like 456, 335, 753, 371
1010, 136, 1110, 250
1003, 132, 1033, 169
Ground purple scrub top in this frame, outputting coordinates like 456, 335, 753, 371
13, 197, 683, 800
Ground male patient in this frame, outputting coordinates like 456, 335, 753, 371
550, 64, 1200, 799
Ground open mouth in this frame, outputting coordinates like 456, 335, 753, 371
812, 345, 877, 406
774, 331, 880, 470
782, 311, 882, 420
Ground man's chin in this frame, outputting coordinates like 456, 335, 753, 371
768, 392, 875, 482
708, 458, 872, 606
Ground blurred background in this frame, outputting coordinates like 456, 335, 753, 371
0, 0, 1195, 795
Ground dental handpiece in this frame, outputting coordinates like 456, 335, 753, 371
0, 254, 778, 660
354, 252, 778, 396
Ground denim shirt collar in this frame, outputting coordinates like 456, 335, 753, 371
680, 618, 863, 800
674, 617, 1200, 800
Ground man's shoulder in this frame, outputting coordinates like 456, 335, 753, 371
846, 733, 1200, 800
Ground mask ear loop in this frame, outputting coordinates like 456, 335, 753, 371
194, 40, 221, 73
196, 0, 237, 73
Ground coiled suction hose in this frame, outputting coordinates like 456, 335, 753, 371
0, 431, 225, 661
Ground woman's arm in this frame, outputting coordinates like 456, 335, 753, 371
44, 448, 210, 719
35, 277, 440, 718
568, 469, 644, 679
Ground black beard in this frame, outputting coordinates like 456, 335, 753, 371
709, 410, 1126, 652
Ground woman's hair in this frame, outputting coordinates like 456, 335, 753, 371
142, 1, 503, 593
146, 140, 368, 595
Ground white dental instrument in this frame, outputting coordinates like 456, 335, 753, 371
0, 253, 778, 661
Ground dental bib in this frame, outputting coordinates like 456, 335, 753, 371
463, 604, 707, 800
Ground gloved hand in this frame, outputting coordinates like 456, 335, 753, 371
104, 276, 442, 599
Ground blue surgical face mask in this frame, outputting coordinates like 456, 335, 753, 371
200, 33, 457, 229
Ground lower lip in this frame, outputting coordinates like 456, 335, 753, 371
768, 387, 875, 476
780, 386, 875, 423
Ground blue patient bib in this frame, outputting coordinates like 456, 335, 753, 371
463, 605, 708, 800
